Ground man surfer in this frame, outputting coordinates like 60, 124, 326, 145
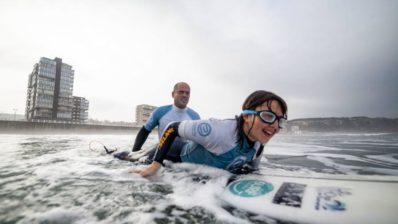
113, 82, 200, 162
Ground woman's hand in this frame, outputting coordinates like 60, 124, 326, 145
128, 161, 161, 177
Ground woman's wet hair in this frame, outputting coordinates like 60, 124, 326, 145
236, 90, 288, 145
242, 90, 287, 114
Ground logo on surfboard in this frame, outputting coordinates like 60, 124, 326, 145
315, 187, 352, 211
273, 182, 306, 208
229, 179, 274, 197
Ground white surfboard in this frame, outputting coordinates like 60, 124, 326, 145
221, 173, 398, 224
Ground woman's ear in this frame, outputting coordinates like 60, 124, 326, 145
242, 114, 253, 123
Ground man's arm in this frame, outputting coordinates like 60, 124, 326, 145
132, 126, 151, 152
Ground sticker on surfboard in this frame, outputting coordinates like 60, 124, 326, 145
315, 187, 352, 211
273, 182, 306, 208
229, 179, 274, 197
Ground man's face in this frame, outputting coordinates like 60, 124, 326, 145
172, 83, 190, 109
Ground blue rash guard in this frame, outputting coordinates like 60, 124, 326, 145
144, 104, 200, 138
154, 119, 264, 173
130, 104, 200, 153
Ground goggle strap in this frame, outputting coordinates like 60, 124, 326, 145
241, 110, 256, 115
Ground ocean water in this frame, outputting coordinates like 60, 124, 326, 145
0, 132, 397, 224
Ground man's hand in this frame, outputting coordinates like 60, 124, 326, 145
113, 151, 131, 160
129, 161, 161, 177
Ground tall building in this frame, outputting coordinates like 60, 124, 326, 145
135, 104, 156, 126
25, 57, 88, 122
72, 96, 89, 123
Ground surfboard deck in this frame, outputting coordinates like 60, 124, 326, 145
221, 173, 398, 224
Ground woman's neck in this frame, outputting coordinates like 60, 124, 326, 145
243, 123, 256, 144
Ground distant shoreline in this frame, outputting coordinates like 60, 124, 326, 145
0, 120, 140, 134
287, 117, 398, 133
1, 117, 397, 134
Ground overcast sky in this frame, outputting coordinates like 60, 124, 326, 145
1, 0, 397, 122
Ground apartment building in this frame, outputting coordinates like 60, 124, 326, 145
25, 57, 88, 123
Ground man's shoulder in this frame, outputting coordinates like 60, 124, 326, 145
153, 105, 173, 114
147, 105, 173, 124
186, 107, 201, 119
156, 104, 173, 110
186, 107, 199, 113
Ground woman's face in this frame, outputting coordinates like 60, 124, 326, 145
243, 100, 284, 144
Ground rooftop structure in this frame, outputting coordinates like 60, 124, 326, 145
135, 104, 156, 126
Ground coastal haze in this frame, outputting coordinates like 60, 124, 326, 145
1, 0, 398, 122
1, 2, 398, 223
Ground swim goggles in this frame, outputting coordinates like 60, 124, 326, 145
241, 109, 287, 129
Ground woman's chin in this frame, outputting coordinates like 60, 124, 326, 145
258, 136, 271, 144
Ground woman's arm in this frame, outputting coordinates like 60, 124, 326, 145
129, 122, 180, 177
129, 161, 162, 177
